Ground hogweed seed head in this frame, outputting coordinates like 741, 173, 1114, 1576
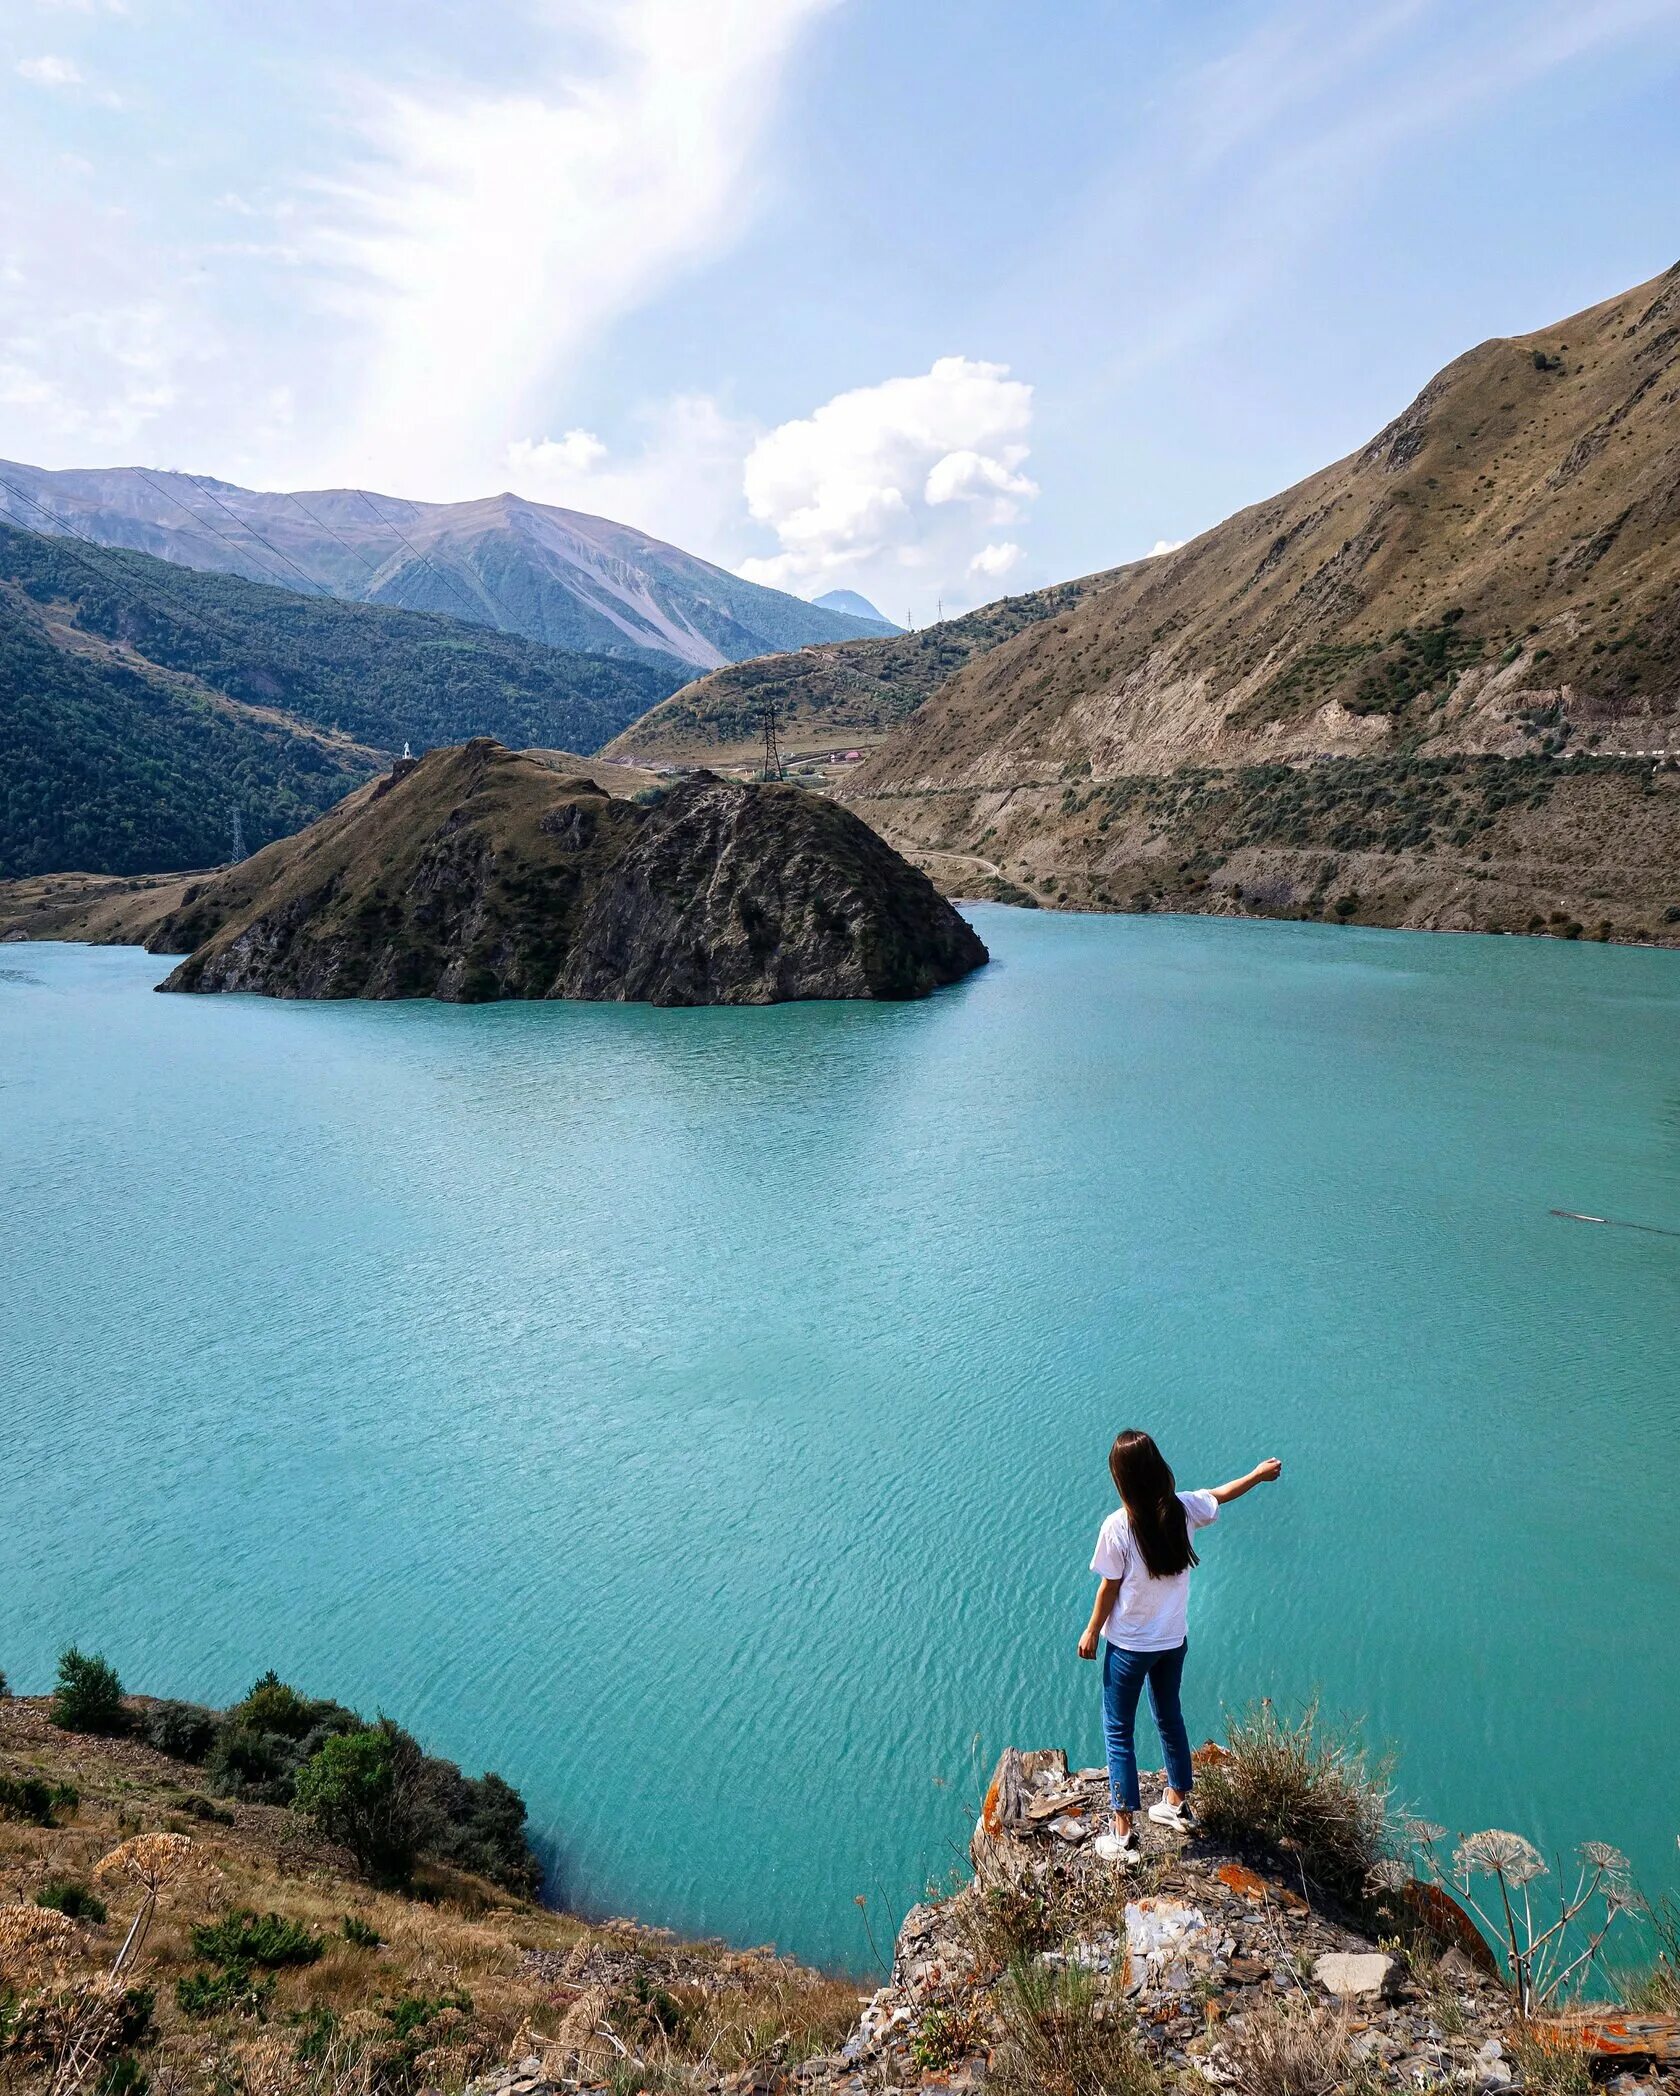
1454, 1830, 1547, 1885
93, 1831, 195, 1890
0, 1903, 80, 1974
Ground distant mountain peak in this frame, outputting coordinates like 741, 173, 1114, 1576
812, 588, 899, 631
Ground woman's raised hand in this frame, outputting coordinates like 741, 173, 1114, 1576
1253, 1457, 1283, 1483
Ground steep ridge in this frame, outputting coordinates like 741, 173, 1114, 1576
0, 523, 673, 877
0, 466, 886, 674
128, 740, 986, 1005
843, 263, 1680, 940
604, 575, 1105, 766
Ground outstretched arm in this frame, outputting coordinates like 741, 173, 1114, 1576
1212, 1458, 1282, 1505
1077, 1577, 1121, 1660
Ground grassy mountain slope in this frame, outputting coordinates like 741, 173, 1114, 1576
862, 262, 1680, 787
0, 525, 675, 878
843, 262, 1680, 940
0, 1692, 858, 2096
603, 576, 1104, 765
99, 740, 986, 1006
0, 466, 886, 675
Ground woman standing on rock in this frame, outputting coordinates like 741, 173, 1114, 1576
1077, 1430, 1282, 1861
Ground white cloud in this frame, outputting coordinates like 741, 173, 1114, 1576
0, 0, 837, 496
737, 355, 1036, 607
306, 0, 838, 496
969, 541, 1023, 579
17, 54, 84, 85
509, 428, 608, 476
1147, 538, 1186, 558
504, 394, 756, 553
924, 448, 1037, 516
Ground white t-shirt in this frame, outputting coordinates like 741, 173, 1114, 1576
1090, 1490, 1220, 1652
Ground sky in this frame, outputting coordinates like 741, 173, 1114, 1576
3, 0, 1679, 624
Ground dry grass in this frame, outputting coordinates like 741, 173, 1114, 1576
1610, 1895, 1680, 2014
1506, 2024, 1593, 2096
1195, 1701, 1393, 1910
988, 1956, 1159, 2096
1218, 1997, 1358, 2096
0, 1701, 859, 2096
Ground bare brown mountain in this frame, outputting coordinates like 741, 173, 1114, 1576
602, 576, 1103, 767
843, 263, 1680, 942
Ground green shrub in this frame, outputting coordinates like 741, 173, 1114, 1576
190, 1910, 324, 1969
51, 1648, 126, 1734
294, 1722, 423, 1885
291, 2005, 341, 2064
413, 1761, 539, 1896
204, 1723, 293, 1803
1195, 1698, 1393, 1909
342, 1914, 383, 1949
910, 2005, 984, 2071
0, 1774, 57, 1825
0, 1669, 9, 1697
96, 2058, 149, 2096
176, 1966, 274, 2021
145, 1701, 218, 1763
229, 1673, 317, 1741
35, 1879, 108, 1924
110, 1987, 156, 2051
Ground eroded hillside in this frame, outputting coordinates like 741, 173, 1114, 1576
839, 263, 1680, 937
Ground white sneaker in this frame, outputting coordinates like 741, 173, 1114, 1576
1094, 1829, 1140, 1862
1148, 1798, 1195, 1831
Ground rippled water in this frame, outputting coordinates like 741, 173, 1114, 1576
3, 914, 1678, 1972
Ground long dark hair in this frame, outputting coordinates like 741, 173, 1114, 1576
1109, 1429, 1197, 1578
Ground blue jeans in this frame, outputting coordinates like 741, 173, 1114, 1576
1101, 1640, 1193, 1814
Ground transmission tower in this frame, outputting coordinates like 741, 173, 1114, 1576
760, 697, 784, 782
229, 805, 247, 863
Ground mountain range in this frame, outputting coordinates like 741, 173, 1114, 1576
0, 462, 886, 677
0, 522, 672, 877
5, 262, 1678, 939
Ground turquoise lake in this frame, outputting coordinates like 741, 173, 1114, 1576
3, 911, 1678, 1973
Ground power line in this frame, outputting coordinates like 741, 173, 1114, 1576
183, 473, 335, 598
347, 484, 504, 628
0, 471, 302, 680
349, 488, 491, 628
275, 487, 387, 585
132, 467, 317, 598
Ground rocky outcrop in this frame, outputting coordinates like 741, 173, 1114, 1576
149, 740, 986, 1005
452, 1746, 1680, 2096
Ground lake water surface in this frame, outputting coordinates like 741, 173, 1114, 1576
3, 912, 1678, 1972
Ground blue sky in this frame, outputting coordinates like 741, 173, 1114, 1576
3, 0, 1678, 621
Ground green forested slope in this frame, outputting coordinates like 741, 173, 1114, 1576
0, 523, 679, 876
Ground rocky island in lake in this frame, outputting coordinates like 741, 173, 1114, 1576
115, 739, 987, 1005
